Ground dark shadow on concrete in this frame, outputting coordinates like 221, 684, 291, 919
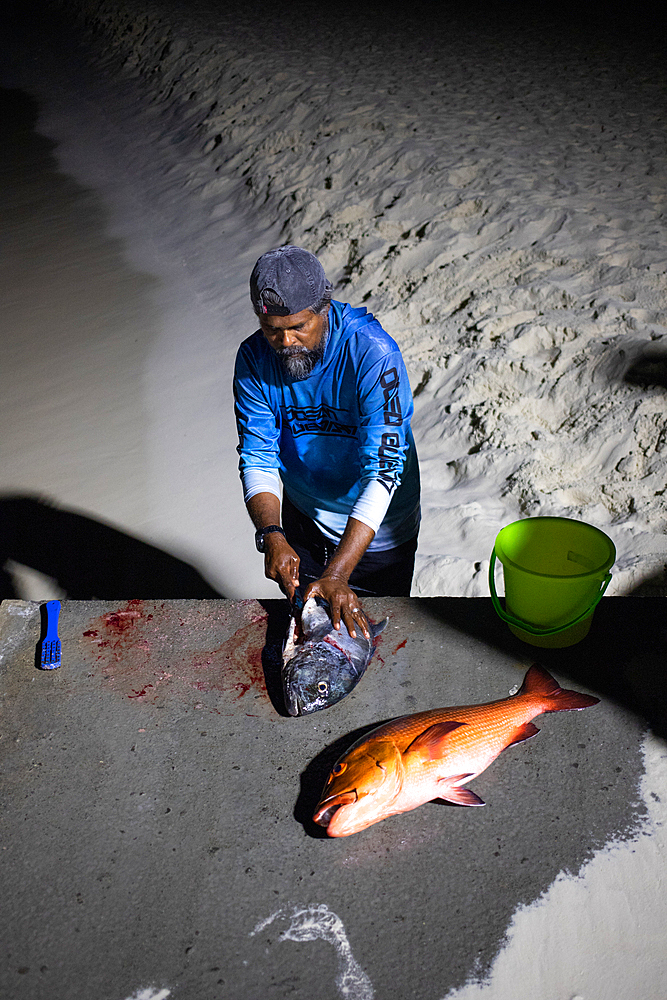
418, 596, 667, 739
258, 597, 292, 716
0, 494, 223, 599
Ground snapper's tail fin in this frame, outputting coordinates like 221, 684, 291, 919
519, 663, 600, 712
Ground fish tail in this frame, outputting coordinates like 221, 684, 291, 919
519, 664, 600, 711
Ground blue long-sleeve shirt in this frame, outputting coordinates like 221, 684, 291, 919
233, 300, 420, 551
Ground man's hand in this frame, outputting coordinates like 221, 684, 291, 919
247, 492, 299, 600
264, 532, 300, 602
304, 575, 370, 641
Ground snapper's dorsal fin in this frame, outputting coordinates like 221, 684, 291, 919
405, 721, 466, 760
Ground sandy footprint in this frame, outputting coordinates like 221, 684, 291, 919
251, 903, 375, 1000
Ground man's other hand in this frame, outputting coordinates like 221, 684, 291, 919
304, 576, 371, 641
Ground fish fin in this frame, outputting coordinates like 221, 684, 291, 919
405, 721, 466, 760
520, 664, 600, 712
504, 721, 540, 748
371, 617, 388, 639
435, 786, 485, 807
437, 772, 474, 784
303, 597, 335, 632
282, 616, 298, 662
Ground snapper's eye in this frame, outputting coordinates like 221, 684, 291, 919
332, 761, 347, 776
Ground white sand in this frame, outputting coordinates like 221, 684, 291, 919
444, 734, 667, 1000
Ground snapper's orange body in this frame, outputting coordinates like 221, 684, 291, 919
313, 664, 599, 837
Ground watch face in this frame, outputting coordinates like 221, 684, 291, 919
255, 526, 283, 552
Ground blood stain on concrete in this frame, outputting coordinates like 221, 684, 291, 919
128, 684, 154, 699
80, 601, 271, 713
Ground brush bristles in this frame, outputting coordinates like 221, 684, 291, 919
40, 640, 61, 669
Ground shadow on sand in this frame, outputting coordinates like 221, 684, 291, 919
0, 493, 223, 601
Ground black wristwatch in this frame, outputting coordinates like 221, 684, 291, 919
255, 525, 286, 552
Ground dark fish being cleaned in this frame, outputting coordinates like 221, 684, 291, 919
282, 597, 387, 716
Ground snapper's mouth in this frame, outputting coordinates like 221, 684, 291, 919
313, 791, 357, 831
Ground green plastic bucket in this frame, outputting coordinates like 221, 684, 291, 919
489, 516, 615, 648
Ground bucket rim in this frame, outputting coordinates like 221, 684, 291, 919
494, 516, 616, 580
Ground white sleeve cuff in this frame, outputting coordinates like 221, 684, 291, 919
349, 479, 393, 535
242, 469, 282, 503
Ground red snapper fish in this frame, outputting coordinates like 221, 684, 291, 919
313, 664, 599, 837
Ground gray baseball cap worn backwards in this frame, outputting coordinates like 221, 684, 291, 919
250, 245, 333, 316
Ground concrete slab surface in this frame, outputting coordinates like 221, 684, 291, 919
0, 596, 663, 1000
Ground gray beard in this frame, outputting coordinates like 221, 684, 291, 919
277, 319, 329, 381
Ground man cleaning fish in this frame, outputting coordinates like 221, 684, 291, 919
233, 245, 421, 645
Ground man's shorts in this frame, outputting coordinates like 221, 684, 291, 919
281, 493, 418, 597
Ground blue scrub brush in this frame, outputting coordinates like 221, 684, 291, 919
40, 600, 61, 669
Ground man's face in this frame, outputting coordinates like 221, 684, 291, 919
259, 307, 328, 380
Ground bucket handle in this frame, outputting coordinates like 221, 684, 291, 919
488, 549, 612, 637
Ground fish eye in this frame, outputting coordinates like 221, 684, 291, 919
317, 681, 328, 694
332, 762, 347, 776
